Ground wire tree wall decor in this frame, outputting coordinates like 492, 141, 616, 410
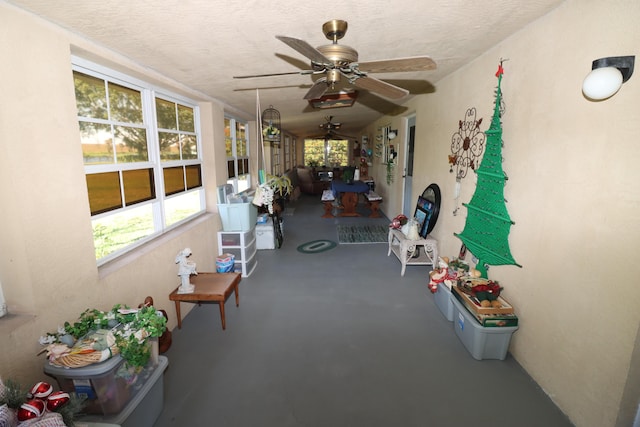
449, 107, 485, 179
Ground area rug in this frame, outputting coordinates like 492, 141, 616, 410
297, 239, 337, 254
337, 224, 388, 244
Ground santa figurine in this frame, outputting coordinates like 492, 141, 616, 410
428, 257, 453, 293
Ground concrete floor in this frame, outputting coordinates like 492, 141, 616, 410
153, 194, 573, 427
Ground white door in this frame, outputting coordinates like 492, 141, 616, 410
402, 115, 416, 216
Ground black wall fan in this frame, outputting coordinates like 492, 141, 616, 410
234, 19, 436, 101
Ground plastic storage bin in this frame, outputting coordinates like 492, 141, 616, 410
218, 199, 257, 232
434, 282, 454, 321
77, 356, 168, 427
44, 355, 135, 415
256, 218, 275, 250
451, 296, 518, 360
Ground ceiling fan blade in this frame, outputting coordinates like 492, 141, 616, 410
357, 56, 437, 73
233, 70, 313, 79
353, 76, 409, 100
276, 35, 332, 65
303, 78, 329, 100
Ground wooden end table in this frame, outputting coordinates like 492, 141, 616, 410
169, 272, 241, 330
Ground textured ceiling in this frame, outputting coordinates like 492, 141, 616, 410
7, 0, 564, 137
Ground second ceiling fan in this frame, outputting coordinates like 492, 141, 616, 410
234, 19, 437, 101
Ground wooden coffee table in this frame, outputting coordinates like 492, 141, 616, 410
169, 272, 241, 330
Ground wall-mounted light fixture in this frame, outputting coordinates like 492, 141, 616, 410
582, 56, 635, 101
387, 129, 398, 140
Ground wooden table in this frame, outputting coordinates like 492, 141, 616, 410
169, 272, 241, 330
331, 179, 371, 217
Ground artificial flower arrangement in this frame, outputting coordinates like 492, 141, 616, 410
262, 124, 280, 138
39, 304, 167, 371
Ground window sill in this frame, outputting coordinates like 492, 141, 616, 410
0, 312, 36, 336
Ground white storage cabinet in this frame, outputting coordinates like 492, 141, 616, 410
217, 228, 257, 277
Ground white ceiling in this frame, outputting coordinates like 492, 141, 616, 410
8, 0, 564, 138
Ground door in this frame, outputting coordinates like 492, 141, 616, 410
402, 115, 416, 216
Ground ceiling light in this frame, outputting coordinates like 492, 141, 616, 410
582, 56, 635, 101
308, 91, 357, 109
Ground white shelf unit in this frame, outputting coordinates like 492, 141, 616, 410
217, 228, 257, 277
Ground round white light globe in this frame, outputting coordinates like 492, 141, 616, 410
582, 67, 623, 100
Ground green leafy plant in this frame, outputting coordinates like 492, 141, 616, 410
265, 173, 292, 197
40, 304, 167, 370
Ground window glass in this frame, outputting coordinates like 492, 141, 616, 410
163, 166, 186, 196
156, 98, 177, 130
92, 204, 155, 259
80, 122, 114, 164
114, 125, 148, 162
86, 172, 122, 215
304, 138, 349, 167
122, 168, 155, 205
158, 131, 180, 160
109, 82, 143, 124
165, 191, 201, 227
74, 72, 108, 119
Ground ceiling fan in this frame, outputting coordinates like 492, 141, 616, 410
311, 128, 356, 141
233, 19, 437, 101
318, 116, 342, 131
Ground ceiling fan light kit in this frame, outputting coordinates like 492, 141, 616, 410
308, 91, 357, 109
234, 19, 436, 102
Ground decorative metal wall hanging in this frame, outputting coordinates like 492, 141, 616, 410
449, 108, 485, 179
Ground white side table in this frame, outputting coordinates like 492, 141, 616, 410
388, 228, 438, 276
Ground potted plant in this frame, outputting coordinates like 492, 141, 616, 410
263, 124, 280, 139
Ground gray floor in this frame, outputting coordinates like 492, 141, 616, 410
154, 194, 573, 427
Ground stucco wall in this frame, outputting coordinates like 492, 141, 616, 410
0, 4, 226, 383
364, 1, 640, 426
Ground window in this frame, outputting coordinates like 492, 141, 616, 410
303, 138, 349, 167
224, 117, 250, 192
74, 59, 205, 264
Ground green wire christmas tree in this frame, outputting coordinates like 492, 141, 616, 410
455, 63, 521, 278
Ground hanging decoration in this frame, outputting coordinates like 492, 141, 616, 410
449, 107, 485, 179
262, 105, 281, 144
454, 61, 521, 278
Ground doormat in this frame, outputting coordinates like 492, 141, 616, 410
337, 224, 388, 244
297, 240, 337, 254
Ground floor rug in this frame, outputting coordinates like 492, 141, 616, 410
297, 239, 337, 254
337, 224, 388, 244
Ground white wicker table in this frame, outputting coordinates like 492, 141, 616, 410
388, 228, 438, 276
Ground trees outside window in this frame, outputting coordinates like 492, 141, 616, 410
303, 138, 349, 167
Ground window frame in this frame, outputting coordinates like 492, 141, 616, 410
224, 116, 251, 193
73, 56, 205, 265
